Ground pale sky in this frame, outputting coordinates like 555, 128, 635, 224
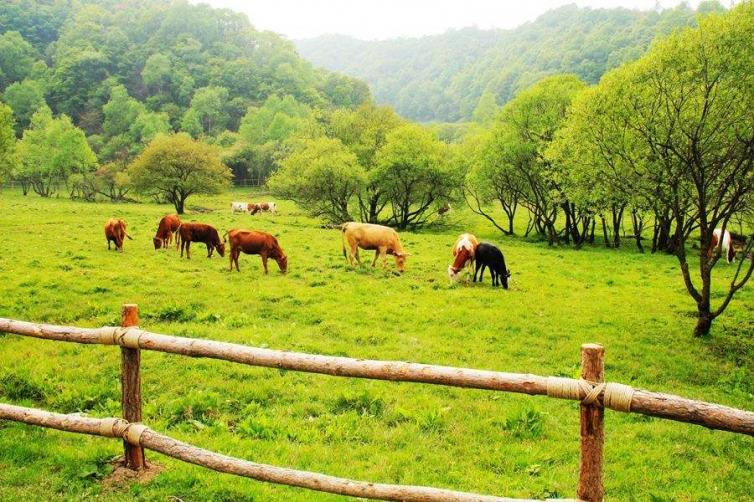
197, 0, 714, 40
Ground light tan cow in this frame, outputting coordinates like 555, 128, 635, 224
104, 218, 132, 252
448, 233, 479, 282
341, 222, 409, 273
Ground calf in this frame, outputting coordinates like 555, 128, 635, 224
231, 201, 250, 213
225, 229, 288, 274
153, 214, 181, 250
341, 222, 409, 273
448, 233, 479, 282
249, 202, 277, 215
708, 228, 748, 264
178, 223, 225, 259
474, 243, 511, 289
104, 218, 132, 252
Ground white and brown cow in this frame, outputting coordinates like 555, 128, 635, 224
249, 202, 277, 215
708, 228, 748, 264
448, 233, 479, 282
231, 201, 250, 214
341, 222, 409, 273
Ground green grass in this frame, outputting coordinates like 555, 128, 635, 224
0, 188, 752, 501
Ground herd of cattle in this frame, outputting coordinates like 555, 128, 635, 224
102, 200, 513, 287
104, 199, 748, 286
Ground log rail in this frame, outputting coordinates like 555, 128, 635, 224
1, 309, 753, 502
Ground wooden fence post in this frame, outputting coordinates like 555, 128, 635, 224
121, 304, 146, 470
578, 343, 604, 502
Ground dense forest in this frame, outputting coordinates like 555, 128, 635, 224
0, 0, 370, 188
296, 2, 725, 122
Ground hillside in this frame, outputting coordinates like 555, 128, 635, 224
0, 0, 370, 136
296, 3, 723, 122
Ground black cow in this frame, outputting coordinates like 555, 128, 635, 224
474, 243, 511, 289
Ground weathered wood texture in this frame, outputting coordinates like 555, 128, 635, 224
1, 317, 753, 436
577, 344, 604, 502
120, 304, 145, 470
0, 403, 562, 502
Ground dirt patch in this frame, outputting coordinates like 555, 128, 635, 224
102, 457, 164, 488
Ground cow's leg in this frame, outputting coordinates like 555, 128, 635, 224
235, 250, 241, 272
473, 261, 480, 282
479, 264, 486, 282
372, 250, 380, 267
350, 243, 359, 266
207, 243, 213, 258
186, 241, 191, 259
107, 238, 111, 250
262, 255, 269, 274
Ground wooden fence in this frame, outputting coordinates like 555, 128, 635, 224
0, 304, 752, 502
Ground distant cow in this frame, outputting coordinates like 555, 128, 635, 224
448, 233, 479, 282
474, 243, 511, 289
104, 218, 132, 252
341, 222, 409, 273
153, 214, 181, 250
178, 223, 225, 259
438, 202, 452, 217
225, 229, 288, 274
708, 228, 748, 264
249, 202, 277, 215
231, 202, 251, 213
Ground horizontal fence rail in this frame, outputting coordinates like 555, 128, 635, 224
1, 317, 753, 437
0, 403, 548, 502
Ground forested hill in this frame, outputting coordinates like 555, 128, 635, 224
0, 0, 370, 136
296, 3, 724, 122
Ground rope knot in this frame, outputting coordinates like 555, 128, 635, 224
546, 377, 634, 412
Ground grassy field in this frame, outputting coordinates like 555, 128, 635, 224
0, 188, 752, 501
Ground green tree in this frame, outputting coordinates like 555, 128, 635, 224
552, 4, 754, 336
495, 74, 586, 245
374, 124, 459, 229
269, 137, 366, 223
128, 133, 231, 214
181, 86, 230, 137
16, 107, 96, 197
471, 90, 499, 125
0, 102, 17, 183
2, 78, 45, 135
327, 103, 403, 222
0, 31, 37, 87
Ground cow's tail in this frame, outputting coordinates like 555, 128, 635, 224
175, 224, 182, 249
222, 230, 229, 243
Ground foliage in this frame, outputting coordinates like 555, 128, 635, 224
0, 31, 38, 88
268, 137, 365, 223
551, 3, 754, 335
16, 107, 96, 197
0, 101, 17, 183
2, 78, 45, 135
128, 133, 231, 214
297, 4, 709, 121
374, 124, 459, 229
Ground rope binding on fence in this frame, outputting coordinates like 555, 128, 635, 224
546, 377, 635, 412
98, 417, 148, 445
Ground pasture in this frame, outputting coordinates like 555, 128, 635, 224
0, 188, 752, 501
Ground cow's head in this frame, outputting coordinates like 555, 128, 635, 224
394, 252, 409, 273
277, 253, 288, 274
502, 269, 512, 290
448, 265, 460, 282
215, 242, 226, 257
153, 237, 163, 250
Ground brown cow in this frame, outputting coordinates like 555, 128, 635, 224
448, 233, 479, 282
248, 202, 277, 215
153, 214, 181, 250
341, 222, 409, 273
178, 223, 225, 259
224, 229, 288, 274
104, 218, 132, 252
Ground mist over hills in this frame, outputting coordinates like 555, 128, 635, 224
296, 3, 724, 122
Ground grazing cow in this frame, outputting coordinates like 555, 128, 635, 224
708, 228, 748, 264
249, 202, 277, 215
474, 243, 511, 289
341, 222, 409, 273
448, 233, 479, 282
231, 202, 250, 214
104, 218, 132, 252
153, 214, 181, 250
178, 223, 225, 259
224, 229, 288, 274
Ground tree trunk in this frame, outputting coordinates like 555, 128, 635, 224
601, 217, 611, 248
694, 309, 713, 337
175, 197, 185, 215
